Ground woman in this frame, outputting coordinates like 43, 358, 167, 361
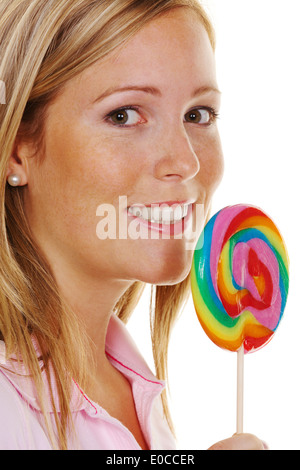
0, 0, 265, 450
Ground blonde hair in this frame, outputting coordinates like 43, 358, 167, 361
0, 0, 215, 449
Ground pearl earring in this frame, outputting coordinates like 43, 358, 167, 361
7, 174, 21, 187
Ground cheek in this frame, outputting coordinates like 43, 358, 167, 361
79, 140, 144, 202
42, 123, 143, 206
206, 148, 224, 192
195, 133, 224, 194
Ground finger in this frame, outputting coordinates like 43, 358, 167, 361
208, 433, 268, 450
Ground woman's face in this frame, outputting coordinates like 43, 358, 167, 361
23, 8, 223, 287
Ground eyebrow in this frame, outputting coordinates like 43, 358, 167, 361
192, 85, 221, 97
93, 86, 161, 103
93, 84, 221, 103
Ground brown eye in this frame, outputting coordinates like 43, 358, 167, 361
184, 108, 212, 124
107, 108, 141, 126
110, 110, 129, 124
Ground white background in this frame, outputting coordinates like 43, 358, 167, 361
128, 0, 300, 450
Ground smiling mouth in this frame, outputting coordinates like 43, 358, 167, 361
127, 202, 191, 225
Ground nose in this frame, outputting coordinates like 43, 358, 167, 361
153, 126, 200, 182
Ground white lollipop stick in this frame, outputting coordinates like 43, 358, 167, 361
236, 344, 244, 434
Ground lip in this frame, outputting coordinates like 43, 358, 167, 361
126, 201, 194, 236
128, 199, 195, 208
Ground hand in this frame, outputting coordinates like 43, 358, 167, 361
208, 433, 268, 450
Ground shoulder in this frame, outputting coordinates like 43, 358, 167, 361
0, 369, 51, 450
0, 369, 34, 449
0, 369, 27, 417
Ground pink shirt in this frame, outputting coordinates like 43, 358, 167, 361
0, 315, 176, 450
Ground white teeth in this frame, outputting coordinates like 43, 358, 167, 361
141, 207, 149, 221
128, 204, 189, 224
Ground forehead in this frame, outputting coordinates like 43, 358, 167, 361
112, 9, 214, 69
60, 8, 217, 104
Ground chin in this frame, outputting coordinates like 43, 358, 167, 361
135, 256, 192, 286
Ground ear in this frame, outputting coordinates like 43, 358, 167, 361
6, 138, 34, 187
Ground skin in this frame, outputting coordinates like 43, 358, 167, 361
8, 8, 265, 450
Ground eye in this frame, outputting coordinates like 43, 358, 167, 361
106, 107, 143, 126
184, 107, 218, 125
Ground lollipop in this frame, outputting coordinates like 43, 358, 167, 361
191, 204, 289, 432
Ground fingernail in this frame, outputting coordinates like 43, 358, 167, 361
262, 440, 269, 450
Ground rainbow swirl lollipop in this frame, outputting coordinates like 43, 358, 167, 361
191, 204, 289, 354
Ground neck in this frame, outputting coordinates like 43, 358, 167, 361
53, 262, 133, 361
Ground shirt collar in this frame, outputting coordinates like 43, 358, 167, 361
0, 314, 164, 413
105, 314, 164, 387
